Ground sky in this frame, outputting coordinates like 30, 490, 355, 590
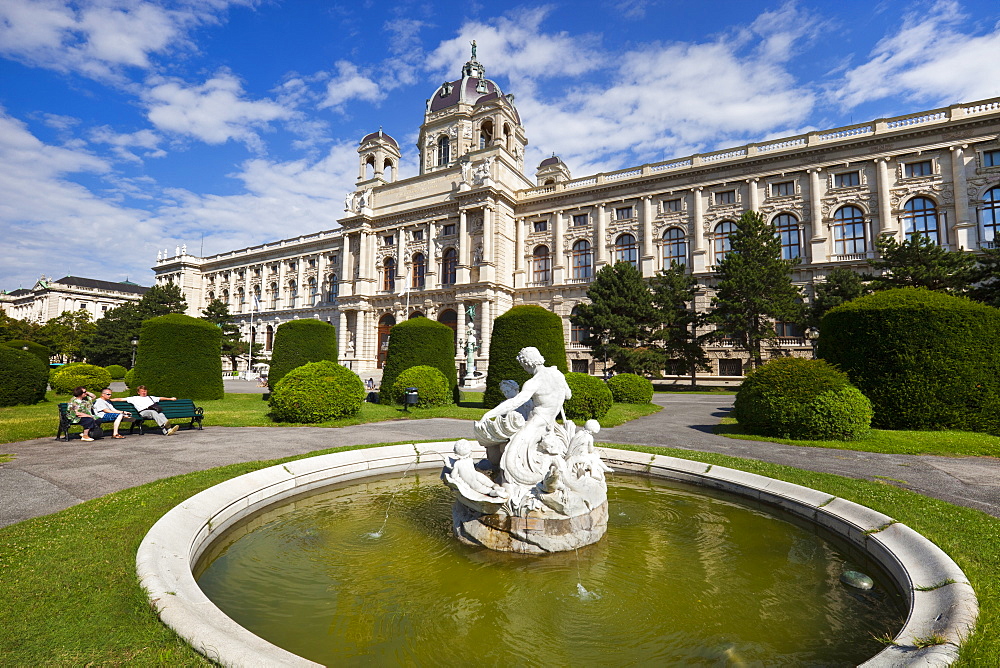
1, 0, 999, 293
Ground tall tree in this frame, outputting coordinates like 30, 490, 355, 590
79, 284, 188, 367
707, 210, 804, 369
201, 298, 261, 370
648, 262, 710, 385
36, 310, 96, 362
140, 283, 189, 316
807, 267, 869, 327
969, 247, 1000, 308
868, 235, 977, 294
571, 262, 660, 375
0, 312, 39, 343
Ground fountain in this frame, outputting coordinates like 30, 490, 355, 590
136, 347, 979, 666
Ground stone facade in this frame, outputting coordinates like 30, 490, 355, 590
1, 275, 148, 323
152, 54, 1000, 377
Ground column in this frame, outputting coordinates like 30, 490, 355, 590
342, 233, 355, 297
456, 304, 466, 358
808, 168, 827, 263
595, 203, 607, 267
950, 145, 975, 249
746, 178, 760, 211
875, 158, 894, 237
358, 230, 374, 295
479, 299, 490, 361
514, 217, 526, 288
277, 261, 287, 309
640, 196, 654, 275
481, 206, 495, 283
426, 221, 437, 286
690, 188, 707, 273
295, 257, 305, 310
396, 226, 407, 284
338, 310, 349, 362
457, 210, 470, 284
552, 210, 565, 284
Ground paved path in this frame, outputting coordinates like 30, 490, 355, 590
2, 394, 998, 528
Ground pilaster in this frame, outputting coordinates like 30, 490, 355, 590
640, 196, 654, 276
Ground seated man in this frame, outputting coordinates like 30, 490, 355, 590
124, 385, 180, 436
93, 387, 133, 439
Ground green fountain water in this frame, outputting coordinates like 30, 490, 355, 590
196, 472, 904, 666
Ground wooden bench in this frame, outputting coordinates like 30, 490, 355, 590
114, 399, 204, 434
55, 402, 131, 441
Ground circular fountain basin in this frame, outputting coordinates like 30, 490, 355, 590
137, 443, 978, 667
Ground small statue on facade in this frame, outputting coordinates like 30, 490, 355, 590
472, 157, 493, 186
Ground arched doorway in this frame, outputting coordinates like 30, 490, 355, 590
377, 314, 396, 368
437, 309, 458, 345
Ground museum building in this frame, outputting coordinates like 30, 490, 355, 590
152, 52, 1000, 378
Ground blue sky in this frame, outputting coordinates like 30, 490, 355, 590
2, 0, 999, 293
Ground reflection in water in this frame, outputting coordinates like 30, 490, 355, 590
196, 473, 904, 666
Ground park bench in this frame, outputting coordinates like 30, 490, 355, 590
112, 399, 204, 434
55, 402, 135, 441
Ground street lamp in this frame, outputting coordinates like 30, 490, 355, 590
599, 332, 610, 379
130, 336, 139, 367
805, 327, 820, 359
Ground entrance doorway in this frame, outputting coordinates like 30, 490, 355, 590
377, 314, 396, 368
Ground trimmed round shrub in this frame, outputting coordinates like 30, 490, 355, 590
606, 373, 653, 404
734, 357, 872, 440
268, 319, 338, 390
269, 360, 364, 423
388, 365, 450, 408
0, 346, 48, 407
380, 317, 457, 405
564, 372, 613, 420
105, 364, 127, 380
50, 363, 112, 395
484, 305, 568, 408
3, 340, 51, 366
132, 314, 224, 400
820, 288, 1000, 434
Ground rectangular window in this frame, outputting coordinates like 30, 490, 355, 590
771, 181, 794, 197
834, 171, 860, 188
412, 229, 424, 241
383, 235, 395, 246
984, 149, 1000, 167
719, 358, 743, 376
287, 262, 296, 271
572, 214, 588, 227
662, 198, 682, 212
905, 160, 933, 178
533, 220, 548, 232
615, 206, 633, 220
774, 322, 804, 338
571, 359, 589, 373
307, 259, 316, 268
715, 190, 736, 205
443, 223, 456, 235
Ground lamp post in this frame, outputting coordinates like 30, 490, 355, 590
599, 332, 610, 379
805, 327, 819, 359
130, 336, 139, 367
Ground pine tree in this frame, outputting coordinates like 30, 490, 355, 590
807, 267, 869, 327
648, 262, 710, 385
140, 283, 189, 316
571, 262, 660, 375
869, 235, 977, 294
707, 210, 804, 369
970, 247, 1000, 308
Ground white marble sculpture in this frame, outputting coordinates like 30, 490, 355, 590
442, 346, 610, 553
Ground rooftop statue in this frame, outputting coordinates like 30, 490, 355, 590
442, 346, 610, 553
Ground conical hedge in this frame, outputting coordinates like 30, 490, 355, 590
132, 314, 224, 400
483, 305, 567, 408
268, 319, 338, 390
380, 317, 456, 404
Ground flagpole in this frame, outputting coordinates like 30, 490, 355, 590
248, 294, 256, 381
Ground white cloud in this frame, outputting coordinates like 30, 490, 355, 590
144, 71, 295, 148
832, 0, 1000, 108
88, 125, 165, 162
318, 61, 385, 111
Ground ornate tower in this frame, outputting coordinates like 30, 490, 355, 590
357, 129, 401, 185
417, 44, 527, 175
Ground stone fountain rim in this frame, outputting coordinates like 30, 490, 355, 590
136, 442, 978, 668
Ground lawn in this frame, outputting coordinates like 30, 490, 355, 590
718, 417, 1000, 457
0, 391, 661, 446
0, 441, 995, 666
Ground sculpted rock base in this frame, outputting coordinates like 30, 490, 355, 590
453, 500, 608, 554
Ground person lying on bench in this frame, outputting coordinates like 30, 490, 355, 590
94, 388, 132, 439
125, 386, 180, 436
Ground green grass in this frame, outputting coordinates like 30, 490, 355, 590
717, 417, 1000, 457
0, 391, 661, 445
0, 441, 995, 666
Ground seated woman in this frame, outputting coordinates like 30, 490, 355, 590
93, 387, 132, 439
68, 386, 99, 442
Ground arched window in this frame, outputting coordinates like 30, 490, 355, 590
570, 306, 588, 344
662, 227, 687, 268
437, 309, 457, 341
208, 291, 215, 302
383, 159, 394, 181
713, 221, 736, 264
773, 214, 800, 260
572, 239, 592, 280
383, 257, 396, 292
253, 285, 262, 310
238, 288, 246, 313
412, 253, 426, 289
982, 186, 1000, 244
269, 282, 278, 309
308, 276, 318, 306
479, 120, 493, 150
364, 155, 375, 180
832, 206, 867, 255
503, 123, 513, 152
327, 274, 338, 302
222, 290, 229, 309
902, 197, 941, 244
287, 280, 297, 309
442, 248, 457, 285
265, 325, 274, 351
437, 135, 450, 166
533, 245, 551, 284
615, 233, 638, 268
